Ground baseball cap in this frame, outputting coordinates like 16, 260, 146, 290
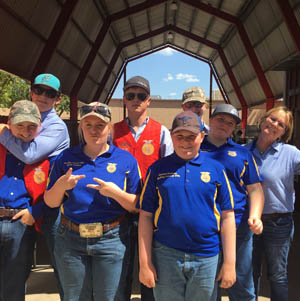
9, 100, 41, 125
79, 102, 111, 123
171, 111, 204, 134
211, 104, 241, 124
33, 73, 60, 92
182, 87, 207, 105
123, 76, 150, 94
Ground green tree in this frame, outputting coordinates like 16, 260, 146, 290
0, 70, 30, 107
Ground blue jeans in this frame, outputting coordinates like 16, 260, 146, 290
152, 240, 218, 301
54, 218, 130, 301
215, 222, 255, 301
122, 215, 154, 301
40, 208, 63, 299
228, 222, 255, 300
0, 219, 36, 301
253, 215, 294, 301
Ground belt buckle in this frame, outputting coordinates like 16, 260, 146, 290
79, 222, 103, 238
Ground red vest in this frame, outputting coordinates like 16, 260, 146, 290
0, 144, 50, 232
113, 118, 161, 181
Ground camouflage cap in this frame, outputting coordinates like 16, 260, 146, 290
182, 87, 207, 105
9, 100, 41, 125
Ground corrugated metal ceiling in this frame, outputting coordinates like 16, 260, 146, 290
1, 0, 300, 119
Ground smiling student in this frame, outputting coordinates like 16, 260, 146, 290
44, 102, 142, 301
0, 100, 47, 301
201, 104, 264, 301
138, 111, 236, 301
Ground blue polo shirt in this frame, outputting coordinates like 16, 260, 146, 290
138, 152, 234, 256
246, 140, 300, 214
201, 137, 262, 226
47, 143, 142, 224
0, 152, 32, 210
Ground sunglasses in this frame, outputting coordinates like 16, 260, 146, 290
80, 105, 111, 120
125, 92, 148, 101
32, 86, 59, 98
184, 102, 204, 109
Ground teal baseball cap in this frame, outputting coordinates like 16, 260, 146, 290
33, 73, 60, 92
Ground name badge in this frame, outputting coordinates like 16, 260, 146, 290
79, 223, 103, 238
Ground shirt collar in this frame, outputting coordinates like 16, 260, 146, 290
172, 151, 204, 166
126, 116, 149, 128
40, 108, 55, 122
75, 142, 114, 158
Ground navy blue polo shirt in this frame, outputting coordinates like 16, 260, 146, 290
138, 152, 234, 256
201, 137, 262, 225
47, 143, 142, 224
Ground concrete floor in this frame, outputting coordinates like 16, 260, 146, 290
25, 212, 300, 301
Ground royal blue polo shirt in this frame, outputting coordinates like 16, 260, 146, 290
47, 143, 142, 224
138, 152, 234, 256
0, 152, 32, 210
201, 137, 262, 226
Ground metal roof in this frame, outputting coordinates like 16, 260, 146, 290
1, 0, 300, 117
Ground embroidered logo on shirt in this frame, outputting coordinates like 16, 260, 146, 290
33, 167, 46, 184
200, 172, 211, 183
107, 163, 117, 173
228, 151, 237, 157
142, 140, 154, 156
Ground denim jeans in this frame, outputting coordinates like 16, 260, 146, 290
40, 208, 63, 299
122, 215, 154, 301
0, 219, 36, 301
228, 222, 255, 301
253, 215, 294, 301
152, 240, 218, 301
54, 218, 130, 301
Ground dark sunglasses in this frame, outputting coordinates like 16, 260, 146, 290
80, 105, 111, 120
32, 86, 59, 98
184, 102, 204, 109
125, 92, 148, 101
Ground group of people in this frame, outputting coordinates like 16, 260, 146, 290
0, 73, 299, 301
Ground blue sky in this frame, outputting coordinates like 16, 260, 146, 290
112, 47, 218, 100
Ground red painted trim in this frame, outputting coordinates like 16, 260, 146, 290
70, 94, 78, 121
277, 0, 300, 51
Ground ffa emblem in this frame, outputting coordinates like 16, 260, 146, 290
200, 172, 211, 183
33, 167, 46, 184
228, 151, 237, 157
142, 140, 154, 156
107, 163, 117, 173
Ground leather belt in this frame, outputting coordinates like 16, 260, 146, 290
0, 207, 23, 218
262, 212, 292, 222
60, 213, 128, 234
